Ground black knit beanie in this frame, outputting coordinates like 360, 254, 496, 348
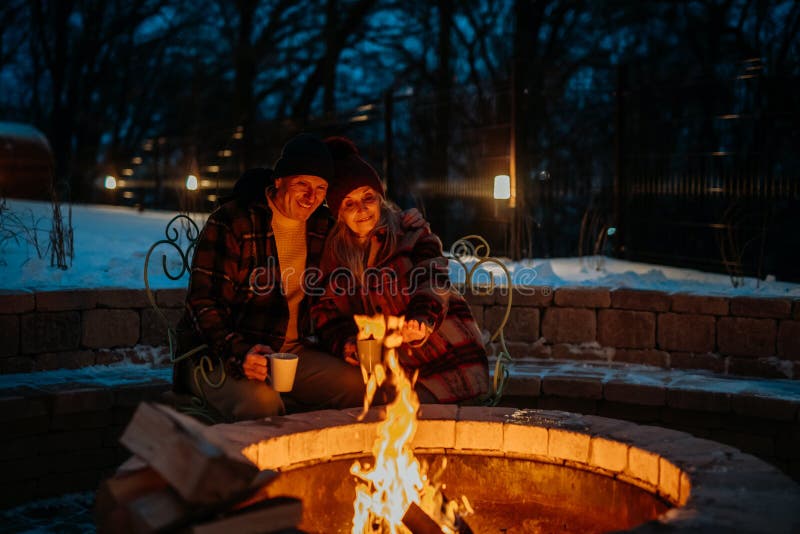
273, 133, 335, 183
323, 136, 384, 218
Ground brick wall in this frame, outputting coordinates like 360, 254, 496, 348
499, 371, 800, 481
463, 286, 800, 380
0, 289, 185, 373
1, 286, 798, 378
0, 380, 170, 507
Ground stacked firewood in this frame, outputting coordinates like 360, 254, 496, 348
94, 402, 302, 534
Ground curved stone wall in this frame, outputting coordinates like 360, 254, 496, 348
1, 287, 798, 378
0, 288, 184, 373
208, 406, 800, 532
464, 286, 800, 380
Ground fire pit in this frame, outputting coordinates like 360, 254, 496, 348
265, 454, 667, 532
211, 405, 800, 533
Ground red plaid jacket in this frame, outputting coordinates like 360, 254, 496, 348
311, 226, 490, 403
178, 197, 331, 379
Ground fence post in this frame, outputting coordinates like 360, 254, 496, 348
613, 64, 627, 258
383, 90, 394, 197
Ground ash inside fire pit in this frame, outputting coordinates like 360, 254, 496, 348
263, 454, 669, 533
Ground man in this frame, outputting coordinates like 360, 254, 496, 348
174, 133, 367, 421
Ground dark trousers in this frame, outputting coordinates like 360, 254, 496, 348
180, 345, 366, 421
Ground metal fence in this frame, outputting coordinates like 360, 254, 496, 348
101, 64, 799, 282
617, 66, 800, 282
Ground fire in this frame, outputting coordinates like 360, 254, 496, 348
350, 315, 465, 534
354, 314, 387, 341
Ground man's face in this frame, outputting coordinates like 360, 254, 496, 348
272, 175, 328, 221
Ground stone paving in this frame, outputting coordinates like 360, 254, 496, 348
503, 357, 800, 403
0, 491, 94, 533
495, 357, 800, 482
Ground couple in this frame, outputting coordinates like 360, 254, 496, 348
174, 133, 490, 421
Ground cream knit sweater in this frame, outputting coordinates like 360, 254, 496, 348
268, 196, 307, 350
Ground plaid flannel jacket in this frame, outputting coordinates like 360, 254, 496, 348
180, 197, 331, 379
312, 226, 490, 403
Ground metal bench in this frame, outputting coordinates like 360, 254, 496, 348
144, 221, 514, 421
448, 235, 513, 405
144, 214, 224, 423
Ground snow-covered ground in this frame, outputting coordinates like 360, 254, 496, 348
1, 199, 206, 291
2, 199, 799, 296
0, 347, 171, 389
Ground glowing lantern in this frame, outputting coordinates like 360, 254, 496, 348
493, 174, 511, 200
186, 174, 199, 191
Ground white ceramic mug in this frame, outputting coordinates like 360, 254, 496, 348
268, 353, 299, 392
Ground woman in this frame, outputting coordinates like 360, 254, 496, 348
311, 137, 490, 404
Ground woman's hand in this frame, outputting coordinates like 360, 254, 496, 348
243, 344, 273, 381
343, 337, 359, 366
400, 208, 428, 230
402, 320, 430, 344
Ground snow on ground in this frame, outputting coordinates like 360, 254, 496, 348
2, 199, 799, 296
451, 255, 800, 296
0, 347, 171, 390
1, 199, 206, 291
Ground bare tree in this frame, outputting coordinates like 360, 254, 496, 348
0, 1, 26, 70
290, 0, 379, 119
22, 0, 195, 199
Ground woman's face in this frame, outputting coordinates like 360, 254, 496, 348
340, 186, 381, 237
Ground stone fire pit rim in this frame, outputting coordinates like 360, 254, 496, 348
208, 405, 800, 533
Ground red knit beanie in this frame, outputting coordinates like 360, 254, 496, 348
323, 136, 385, 217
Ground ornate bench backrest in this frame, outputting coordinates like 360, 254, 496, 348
144, 215, 228, 423
449, 235, 514, 406
143, 214, 202, 359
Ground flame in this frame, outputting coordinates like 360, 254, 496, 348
351, 315, 464, 534
354, 314, 386, 341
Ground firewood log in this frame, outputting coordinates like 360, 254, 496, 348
96, 467, 280, 533
401, 501, 474, 534
126, 487, 190, 533
119, 402, 260, 505
95, 467, 168, 534
402, 502, 445, 534
190, 497, 303, 534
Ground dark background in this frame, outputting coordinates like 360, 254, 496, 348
1, 0, 798, 280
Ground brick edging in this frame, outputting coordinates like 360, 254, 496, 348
469, 286, 800, 379
1, 379, 171, 507
201, 406, 800, 532
1, 286, 798, 378
497, 360, 800, 481
0, 288, 187, 373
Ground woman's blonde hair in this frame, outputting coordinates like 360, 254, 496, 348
324, 197, 403, 283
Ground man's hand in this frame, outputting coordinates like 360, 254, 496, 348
343, 337, 359, 366
402, 319, 430, 344
243, 344, 273, 381
400, 208, 428, 230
